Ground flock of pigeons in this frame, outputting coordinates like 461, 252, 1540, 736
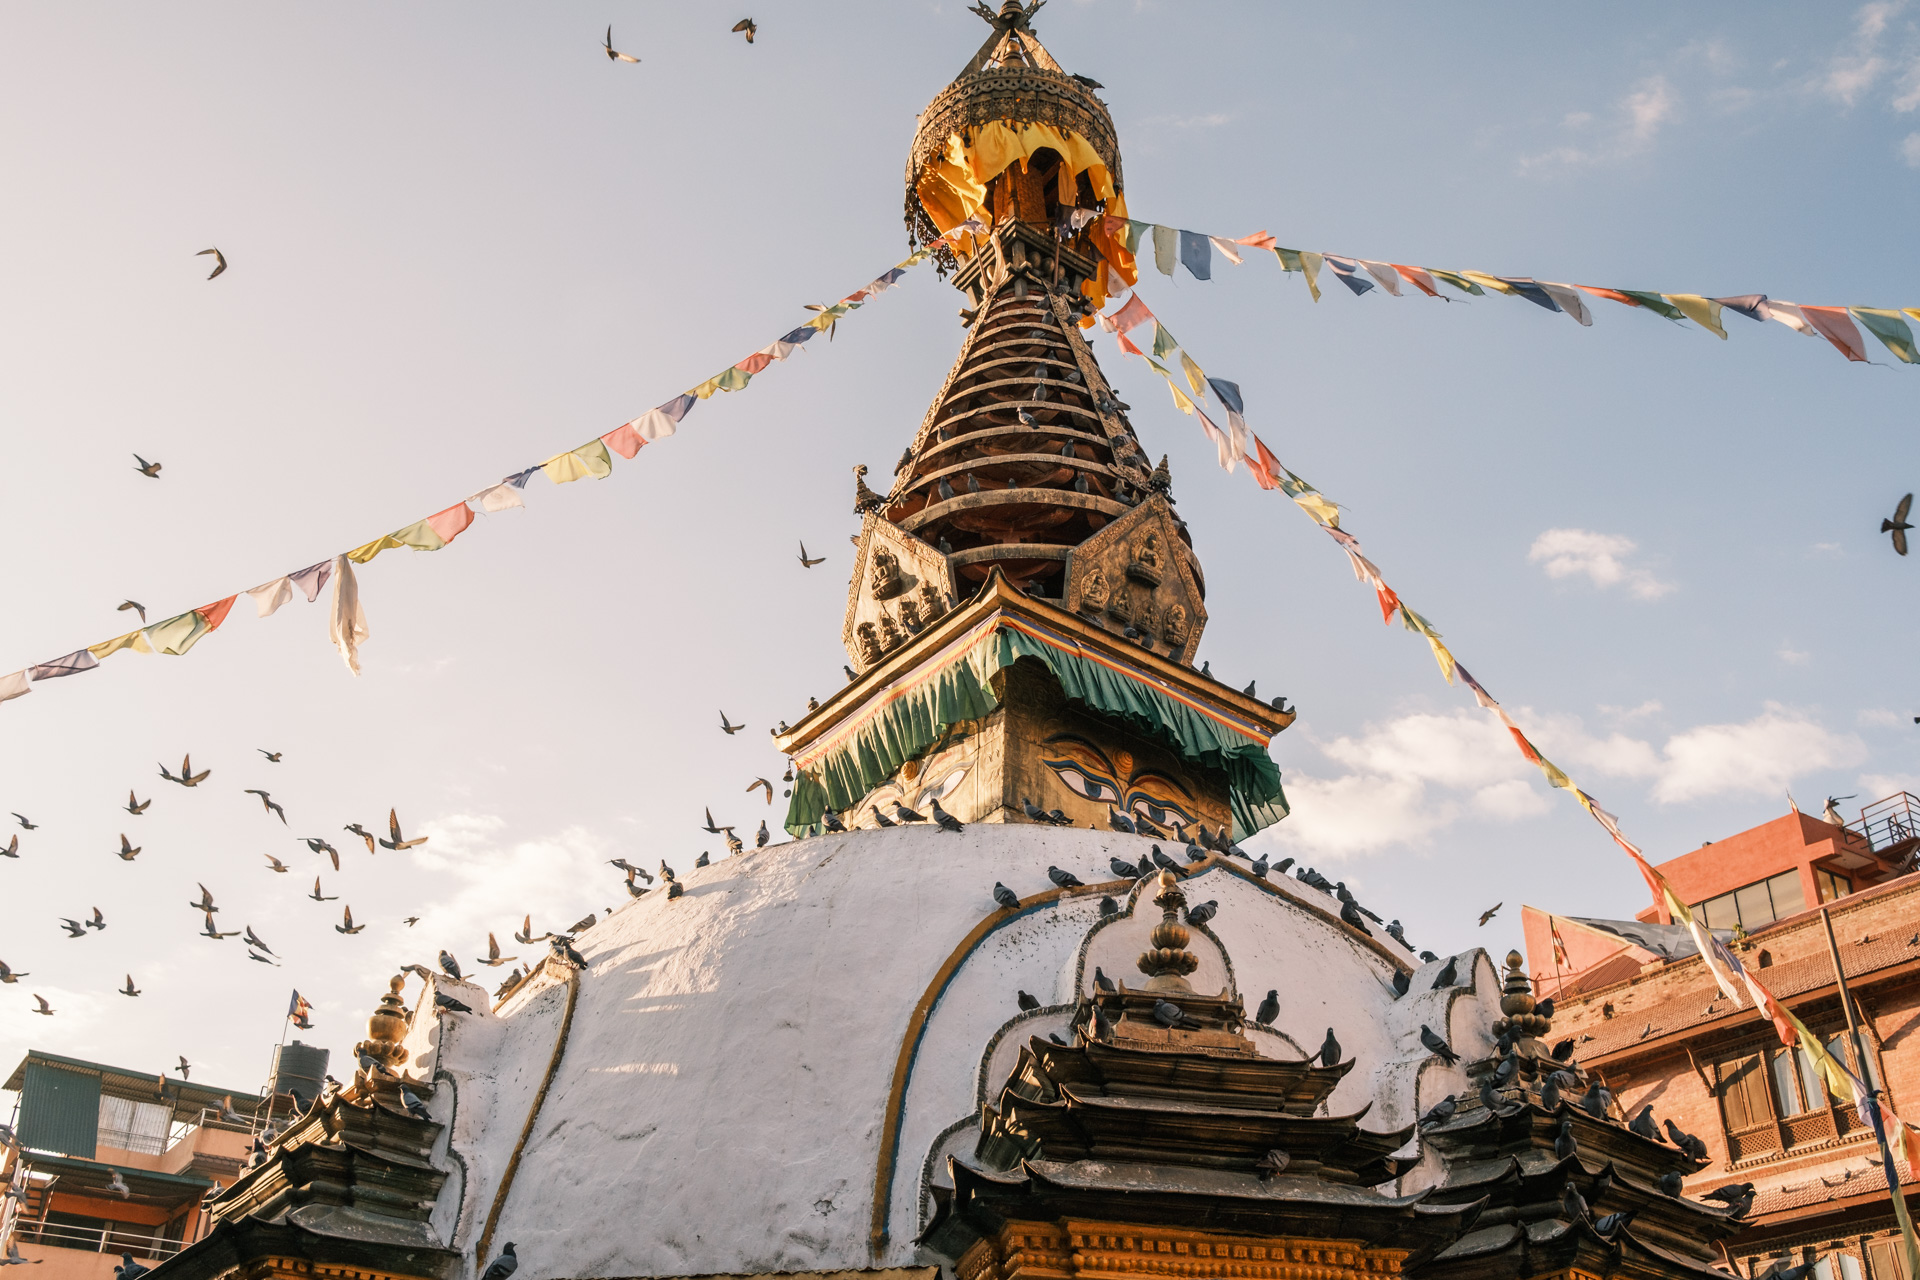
2, 748, 431, 1023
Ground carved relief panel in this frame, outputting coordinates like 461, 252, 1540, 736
843, 517, 961, 670
1062, 497, 1207, 665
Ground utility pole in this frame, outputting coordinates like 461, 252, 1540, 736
1819, 906, 1920, 1280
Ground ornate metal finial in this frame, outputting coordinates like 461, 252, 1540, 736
354, 974, 412, 1074
1137, 868, 1200, 991
969, 0, 1044, 31
1491, 950, 1551, 1043
1148, 454, 1172, 497
852, 464, 886, 516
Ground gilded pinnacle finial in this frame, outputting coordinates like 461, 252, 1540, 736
1492, 949, 1551, 1043
353, 974, 411, 1074
1137, 866, 1199, 990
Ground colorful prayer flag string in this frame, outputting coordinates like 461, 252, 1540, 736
1108, 213, 1920, 367
0, 223, 986, 704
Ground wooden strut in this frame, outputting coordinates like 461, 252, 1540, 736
474, 964, 580, 1270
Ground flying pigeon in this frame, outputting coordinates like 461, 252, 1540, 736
1886, 493, 1914, 555
731, 18, 757, 42
1478, 902, 1502, 926
159, 754, 209, 786
334, 906, 364, 935
379, 809, 427, 850
195, 247, 226, 279
602, 26, 640, 62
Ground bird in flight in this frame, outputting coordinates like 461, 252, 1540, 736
344, 822, 376, 853
701, 807, 725, 833
1885, 494, 1913, 556
603, 25, 640, 62
244, 926, 273, 955
133, 454, 163, 478
335, 906, 364, 935
746, 777, 773, 804
160, 755, 209, 786
379, 809, 427, 850
263, 853, 290, 873
308, 876, 337, 902
802, 303, 838, 340
300, 836, 340, 870
731, 18, 757, 42
125, 791, 150, 815
120, 975, 141, 997
244, 790, 287, 824
797, 541, 825, 568
60, 918, 89, 938
514, 915, 551, 945
32, 994, 53, 1016
176, 1056, 191, 1078
403, 916, 420, 927
88, 907, 106, 930
477, 933, 517, 967
13, 814, 37, 830
196, 247, 227, 279
258, 749, 283, 763
189, 884, 217, 913
115, 834, 141, 862
119, 600, 147, 623
199, 912, 240, 940
1478, 902, 1502, 927
719, 711, 744, 735
0, 834, 16, 858
0, 961, 25, 983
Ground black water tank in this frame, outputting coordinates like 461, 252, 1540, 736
269, 1041, 329, 1107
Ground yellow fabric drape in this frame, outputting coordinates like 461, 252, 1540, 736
89, 630, 152, 659
542, 440, 614, 484
1665, 294, 1728, 339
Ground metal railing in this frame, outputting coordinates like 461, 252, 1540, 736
11, 1219, 184, 1259
1846, 792, 1920, 864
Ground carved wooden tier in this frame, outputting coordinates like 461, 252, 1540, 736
923, 972, 1476, 1271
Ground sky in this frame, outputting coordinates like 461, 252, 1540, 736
2, 1, 1918, 1101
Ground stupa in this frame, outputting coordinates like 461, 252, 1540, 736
145, 10, 1744, 1280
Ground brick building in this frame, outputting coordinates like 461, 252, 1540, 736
1521, 797, 1920, 1280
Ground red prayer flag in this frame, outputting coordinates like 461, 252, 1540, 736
1389, 264, 1441, 298
196, 596, 237, 630
1576, 285, 1639, 307
1234, 230, 1278, 251
1374, 580, 1400, 625
600, 422, 645, 460
1117, 331, 1145, 358
426, 502, 476, 545
1248, 435, 1283, 490
1800, 305, 1870, 362
1103, 293, 1155, 336
734, 352, 776, 376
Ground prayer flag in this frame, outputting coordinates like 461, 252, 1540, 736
733, 352, 775, 376
146, 611, 210, 656
1715, 294, 1771, 323
426, 502, 476, 545
30, 650, 100, 680
1496, 277, 1564, 313
542, 439, 614, 484
1323, 255, 1375, 297
600, 422, 644, 460
1359, 261, 1404, 296
1429, 269, 1486, 297
1207, 235, 1244, 266
1152, 224, 1177, 277
1193, 404, 1236, 472
1538, 282, 1593, 325
349, 518, 444, 562
1391, 264, 1442, 298
1272, 249, 1323, 301
247, 578, 293, 618
0, 670, 28, 705
1399, 605, 1455, 683
1665, 294, 1727, 339
1617, 290, 1688, 321
471, 483, 524, 513
196, 596, 237, 630
329, 555, 369, 676
289, 989, 313, 1020
1454, 663, 1500, 711
1110, 217, 1147, 254
1852, 308, 1919, 364
1800, 305, 1869, 362
1102, 293, 1154, 336
1116, 331, 1145, 357
1764, 300, 1821, 338
1623, 844, 1744, 1004
1279, 471, 1340, 528
1206, 378, 1245, 415
1458, 271, 1517, 297
89, 629, 152, 659
629, 394, 695, 442
1151, 322, 1180, 361
1550, 917, 1570, 967
290, 559, 333, 603
1234, 230, 1277, 251
1178, 229, 1212, 280
1178, 350, 1207, 396
1248, 434, 1284, 492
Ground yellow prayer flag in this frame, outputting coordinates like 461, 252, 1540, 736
389, 519, 448, 552
1167, 379, 1197, 415
1291, 492, 1340, 528
348, 534, 404, 564
1665, 294, 1727, 339
1178, 351, 1207, 396
689, 373, 726, 400
1427, 637, 1457, 684
89, 630, 152, 659
543, 440, 614, 485
1458, 271, 1517, 296
1273, 249, 1322, 302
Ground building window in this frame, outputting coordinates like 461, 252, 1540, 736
1716, 1029, 1888, 1162
1694, 871, 1807, 932
1815, 868, 1854, 903
1817, 1255, 1866, 1280
98, 1095, 171, 1155
1867, 1236, 1912, 1280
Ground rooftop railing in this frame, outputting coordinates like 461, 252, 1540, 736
11, 1218, 184, 1259
1845, 792, 1920, 867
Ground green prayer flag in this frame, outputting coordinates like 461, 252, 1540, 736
146, 611, 211, 656
1852, 308, 1919, 363
1122, 219, 1151, 254
1151, 322, 1179, 360
1426, 269, 1486, 297
1617, 290, 1688, 321
1274, 248, 1323, 302
1152, 224, 1177, 278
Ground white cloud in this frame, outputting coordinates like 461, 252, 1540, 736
1472, 779, 1552, 821
1319, 711, 1520, 789
1528, 528, 1675, 599
1600, 700, 1664, 723
1858, 708, 1909, 727
1819, 2, 1905, 105
1778, 645, 1811, 665
1264, 771, 1453, 857
1521, 76, 1676, 171
1902, 132, 1920, 165
1652, 705, 1867, 803
1857, 772, 1920, 797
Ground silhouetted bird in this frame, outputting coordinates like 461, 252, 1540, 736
1886, 493, 1914, 555
1594, 1209, 1638, 1238
1657, 1170, 1684, 1197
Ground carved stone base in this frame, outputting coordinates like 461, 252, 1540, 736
959, 1220, 1408, 1280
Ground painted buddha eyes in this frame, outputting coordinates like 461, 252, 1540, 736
915, 762, 971, 808
1046, 761, 1121, 805
1129, 793, 1195, 831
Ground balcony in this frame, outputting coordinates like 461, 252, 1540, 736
1844, 791, 1920, 869
11, 1218, 185, 1260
